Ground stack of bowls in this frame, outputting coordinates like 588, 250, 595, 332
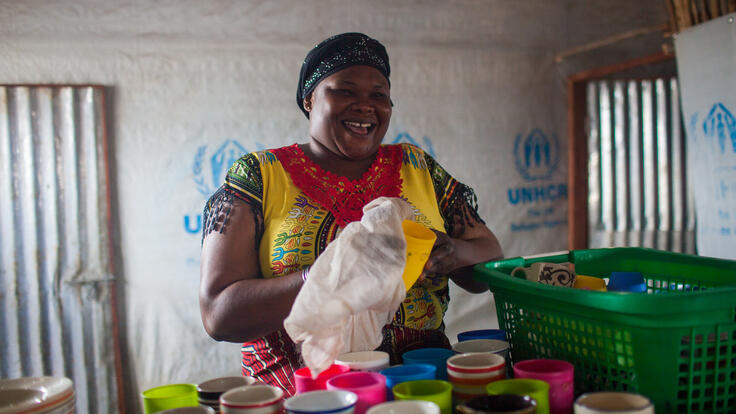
0, 376, 75, 414
196, 376, 258, 411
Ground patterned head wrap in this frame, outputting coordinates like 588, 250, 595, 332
297, 32, 391, 118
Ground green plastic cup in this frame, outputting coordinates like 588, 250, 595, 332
142, 383, 198, 414
392, 380, 452, 414
486, 379, 550, 414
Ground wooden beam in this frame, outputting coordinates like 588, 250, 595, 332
567, 79, 589, 250
568, 51, 675, 83
665, 0, 679, 33
555, 23, 669, 62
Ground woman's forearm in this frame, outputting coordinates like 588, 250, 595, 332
200, 270, 304, 343
199, 196, 306, 343
449, 233, 503, 293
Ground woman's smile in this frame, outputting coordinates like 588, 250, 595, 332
341, 119, 376, 136
306, 65, 392, 161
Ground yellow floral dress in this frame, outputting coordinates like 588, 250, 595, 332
203, 142, 484, 395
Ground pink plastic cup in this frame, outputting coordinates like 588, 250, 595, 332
513, 359, 574, 414
327, 371, 387, 414
294, 364, 351, 394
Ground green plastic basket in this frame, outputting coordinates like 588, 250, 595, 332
473, 248, 736, 414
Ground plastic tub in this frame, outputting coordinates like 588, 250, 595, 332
474, 247, 736, 413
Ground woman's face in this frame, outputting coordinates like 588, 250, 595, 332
306, 65, 392, 161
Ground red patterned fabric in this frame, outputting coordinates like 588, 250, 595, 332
271, 144, 403, 226
240, 325, 451, 397
241, 329, 299, 396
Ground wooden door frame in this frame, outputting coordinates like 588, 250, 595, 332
567, 51, 675, 249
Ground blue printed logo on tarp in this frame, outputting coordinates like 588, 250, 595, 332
193, 139, 247, 196
507, 128, 566, 232
703, 103, 736, 154
513, 128, 559, 181
390, 132, 436, 158
186, 139, 249, 234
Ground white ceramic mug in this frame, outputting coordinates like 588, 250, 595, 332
336, 351, 390, 372
446, 352, 506, 406
160, 407, 216, 414
284, 390, 358, 413
220, 384, 284, 414
574, 392, 654, 414
451, 339, 509, 359
366, 400, 441, 414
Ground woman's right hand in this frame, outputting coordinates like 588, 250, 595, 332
199, 194, 304, 343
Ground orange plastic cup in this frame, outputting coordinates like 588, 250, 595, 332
573, 275, 607, 292
401, 220, 437, 291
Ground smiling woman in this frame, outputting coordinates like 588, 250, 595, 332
198, 32, 503, 396
304, 66, 392, 171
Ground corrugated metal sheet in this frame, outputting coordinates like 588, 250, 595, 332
0, 86, 119, 413
587, 78, 696, 253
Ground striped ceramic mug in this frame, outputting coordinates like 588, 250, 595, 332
446, 352, 506, 406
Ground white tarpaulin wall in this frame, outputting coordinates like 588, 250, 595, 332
0, 1, 670, 411
675, 13, 736, 260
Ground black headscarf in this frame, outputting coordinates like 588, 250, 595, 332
297, 32, 391, 118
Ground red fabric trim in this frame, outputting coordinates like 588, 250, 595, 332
272, 144, 403, 226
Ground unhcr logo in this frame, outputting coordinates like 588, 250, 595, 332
513, 128, 560, 181
703, 103, 736, 154
505, 128, 567, 232
193, 139, 248, 196
185, 139, 249, 235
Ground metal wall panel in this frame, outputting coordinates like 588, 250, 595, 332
587, 78, 696, 253
0, 86, 119, 413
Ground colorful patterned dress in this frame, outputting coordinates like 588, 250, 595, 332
203, 142, 483, 396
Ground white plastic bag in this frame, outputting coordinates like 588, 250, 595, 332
283, 197, 414, 377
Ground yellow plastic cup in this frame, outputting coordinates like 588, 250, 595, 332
573, 275, 607, 292
401, 220, 437, 291
142, 384, 198, 414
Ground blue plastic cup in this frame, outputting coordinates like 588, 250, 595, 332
401, 348, 454, 381
457, 329, 507, 342
379, 364, 436, 400
607, 272, 647, 293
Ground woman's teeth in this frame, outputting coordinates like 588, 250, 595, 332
344, 121, 372, 128
343, 121, 373, 134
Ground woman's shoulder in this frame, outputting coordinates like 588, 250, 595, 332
385, 142, 435, 170
228, 147, 283, 173
387, 142, 425, 156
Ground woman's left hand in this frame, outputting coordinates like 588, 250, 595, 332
415, 219, 502, 293
419, 230, 458, 280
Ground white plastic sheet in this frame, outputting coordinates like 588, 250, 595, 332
675, 13, 736, 260
0, 1, 672, 412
